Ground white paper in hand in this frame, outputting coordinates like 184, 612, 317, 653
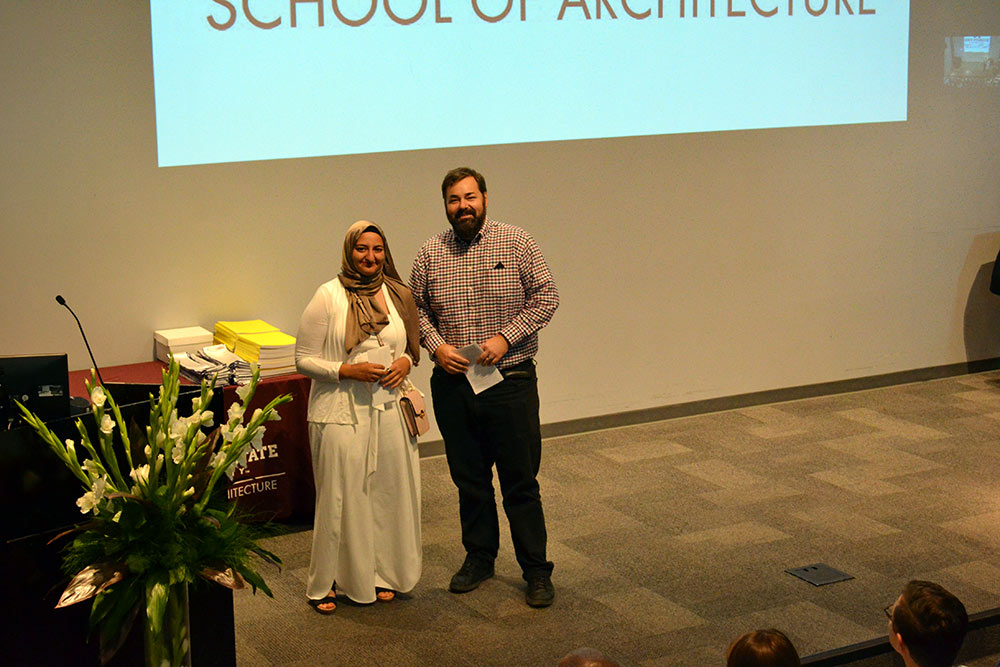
367, 345, 395, 405
456, 344, 504, 395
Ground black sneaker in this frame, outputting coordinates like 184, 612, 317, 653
449, 556, 494, 593
525, 575, 554, 607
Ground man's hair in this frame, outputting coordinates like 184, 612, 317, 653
726, 629, 801, 667
558, 647, 620, 667
891, 580, 968, 667
441, 167, 487, 199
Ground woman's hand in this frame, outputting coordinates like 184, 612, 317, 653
340, 362, 387, 383
379, 356, 411, 390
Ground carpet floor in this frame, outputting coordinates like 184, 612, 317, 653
233, 371, 1000, 666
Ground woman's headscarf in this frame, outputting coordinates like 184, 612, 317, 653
338, 220, 420, 363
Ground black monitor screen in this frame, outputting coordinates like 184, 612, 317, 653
0, 354, 70, 426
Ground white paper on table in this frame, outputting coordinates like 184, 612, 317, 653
367, 345, 395, 405
456, 344, 504, 395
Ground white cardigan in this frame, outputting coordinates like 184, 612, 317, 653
295, 278, 409, 424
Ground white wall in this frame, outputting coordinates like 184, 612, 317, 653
3, 2, 999, 440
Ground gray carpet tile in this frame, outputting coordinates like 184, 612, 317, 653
234, 370, 1000, 665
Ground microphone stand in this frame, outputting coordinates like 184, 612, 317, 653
55, 295, 105, 386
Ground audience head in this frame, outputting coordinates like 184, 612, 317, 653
557, 646, 620, 667
887, 580, 968, 667
726, 629, 801, 667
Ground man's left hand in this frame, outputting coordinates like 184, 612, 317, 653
477, 335, 509, 366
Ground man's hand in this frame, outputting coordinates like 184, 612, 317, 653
379, 356, 411, 390
477, 335, 509, 367
434, 344, 471, 375
339, 362, 387, 382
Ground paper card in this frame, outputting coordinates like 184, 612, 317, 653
367, 345, 395, 405
456, 344, 504, 395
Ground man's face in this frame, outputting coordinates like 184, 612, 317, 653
445, 176, 488, 240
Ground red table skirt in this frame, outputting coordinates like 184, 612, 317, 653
69, 362, 315, 522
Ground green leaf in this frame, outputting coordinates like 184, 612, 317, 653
235, 565, 274, 597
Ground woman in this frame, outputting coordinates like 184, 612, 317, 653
726, 629, 801, 667
295, 220, 422, 614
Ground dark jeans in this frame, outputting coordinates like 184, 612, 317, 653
431, 360, 553, 580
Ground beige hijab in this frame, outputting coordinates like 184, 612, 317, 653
338, 220, 420, 363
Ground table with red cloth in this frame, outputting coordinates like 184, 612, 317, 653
68, 362, 314, 522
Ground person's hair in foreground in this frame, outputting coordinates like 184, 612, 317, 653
888, 580, 968, 667
727, 629, 802, 667
557, 646, 621, 667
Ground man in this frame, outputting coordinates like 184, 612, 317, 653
886, 580, 969, 667
409, 167, 559, 607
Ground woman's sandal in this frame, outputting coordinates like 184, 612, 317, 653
375, 587, 396, 602
308, 592, 337, 615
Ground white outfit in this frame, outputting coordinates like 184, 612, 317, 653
296, 278, 421, 604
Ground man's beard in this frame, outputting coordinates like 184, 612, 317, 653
448, 207, 486, 240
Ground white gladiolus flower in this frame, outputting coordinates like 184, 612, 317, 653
236, 381, 252, 402
144, 444, 153, 458
169, 417, 187, 441
250, 427, 265, 451
130, 464, 150, 484
77, 491, 97, 514
76, 477, 107, 514
171, 443, 185, 464
223, 424, 244, 444
99, 414, 115, 435
90, 385, 107, 408
200, 410, 214, 427
82, 459, 101, 477
251, 408, 263, 423
210, 451, 226, 469
228, 401, 245, 423
267, 409, 281, 422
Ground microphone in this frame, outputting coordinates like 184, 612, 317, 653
56, 295, 105, 386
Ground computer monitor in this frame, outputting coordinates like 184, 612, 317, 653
0, 354, 70, 427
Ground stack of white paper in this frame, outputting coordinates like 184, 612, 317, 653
174, 352, 229, 387
199, 344, 253, 385
154, 326, 214, 364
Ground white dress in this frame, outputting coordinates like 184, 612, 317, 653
295, 278, 421, 604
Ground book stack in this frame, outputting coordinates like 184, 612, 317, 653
234, 330, 297, 378
214, 320, 297, 379
214, 319, 275, 351
154, 326, 214, 364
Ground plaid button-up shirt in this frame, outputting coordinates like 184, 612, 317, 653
409, 218, 559, 370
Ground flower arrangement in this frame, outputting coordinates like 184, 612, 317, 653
16, 359, 292, 666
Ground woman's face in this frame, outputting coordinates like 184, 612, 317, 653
352, 231, 385, 277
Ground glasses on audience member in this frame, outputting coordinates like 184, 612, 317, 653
884, 604, 894, 622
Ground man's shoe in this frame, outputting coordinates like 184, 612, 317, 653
449, 557, 494, 593
525, 575, 554, 607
